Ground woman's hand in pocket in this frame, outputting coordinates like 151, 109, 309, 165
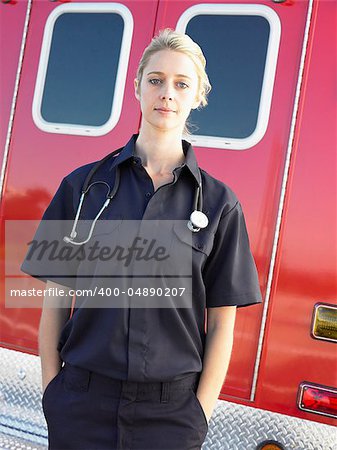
42, 370, 60, 394
197, 395, 213, 424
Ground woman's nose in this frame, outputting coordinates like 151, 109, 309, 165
160, 84, 174, 101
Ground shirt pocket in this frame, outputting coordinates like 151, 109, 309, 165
168, 222, 215, 304
172, 221, 215, 257
78, 215, 123, 243
76, 216, 124, 276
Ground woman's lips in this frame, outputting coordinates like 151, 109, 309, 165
155, 107, 176, 113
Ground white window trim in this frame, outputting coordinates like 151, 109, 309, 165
177, 4, 281, 150
32, 3, 133, 137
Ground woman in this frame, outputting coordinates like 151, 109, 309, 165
22, 29, 262, 450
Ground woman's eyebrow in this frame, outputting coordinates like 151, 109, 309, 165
146, 71, 192, 80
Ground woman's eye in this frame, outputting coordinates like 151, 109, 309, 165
149, 78, 162, 85
177, 81, 188, 89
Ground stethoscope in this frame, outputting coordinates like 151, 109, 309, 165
63, 147, 209, 246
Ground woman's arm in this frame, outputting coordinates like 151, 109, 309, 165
196, 305, 237, 422
39, 280, 73, 392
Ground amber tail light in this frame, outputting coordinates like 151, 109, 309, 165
311, 303, 337, 342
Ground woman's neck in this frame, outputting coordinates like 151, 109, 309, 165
135, 128, 185, 175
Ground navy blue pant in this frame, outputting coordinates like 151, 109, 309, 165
42, 363, 209, 450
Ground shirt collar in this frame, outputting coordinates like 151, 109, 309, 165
109, 134, 201, 185
181, 138, 201, 185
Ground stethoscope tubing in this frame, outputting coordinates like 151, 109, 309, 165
63, 149, 207, 245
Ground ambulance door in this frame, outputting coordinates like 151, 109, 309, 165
0, 0, 159, 351
155, 0, 311, 401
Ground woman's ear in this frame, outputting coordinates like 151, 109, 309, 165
191, 96, 201, 110
134, 78, 141, 101
191, 86, 203, 109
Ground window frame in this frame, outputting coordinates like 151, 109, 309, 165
176, 3, 281, 150
32, 3, 133, 137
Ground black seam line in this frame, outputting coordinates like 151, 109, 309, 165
0, 423, 47, 440
220, 200, 239, 220
207, 290, 261, 301
35, 275, 193, 278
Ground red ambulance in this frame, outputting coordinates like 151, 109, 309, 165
0, 0, 336, 449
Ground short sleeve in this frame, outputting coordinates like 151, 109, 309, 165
203, 202, 262, 308
21, 176, 80, 288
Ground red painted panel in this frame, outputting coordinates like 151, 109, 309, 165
256, 0, 337, 425
155, 0, 310, 400
0, 0, 159, 350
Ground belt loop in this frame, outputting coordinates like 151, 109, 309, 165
160, 381, 170, 403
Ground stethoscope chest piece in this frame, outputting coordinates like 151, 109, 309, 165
187, 210, 209, 233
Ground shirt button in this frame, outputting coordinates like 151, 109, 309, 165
197, 243, 203, 249
145, 192, 152, 198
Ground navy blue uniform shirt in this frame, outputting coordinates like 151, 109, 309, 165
22, 134, 262, 382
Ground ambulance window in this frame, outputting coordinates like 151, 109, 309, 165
32, 4, 133, 136
176, 5, 281, 150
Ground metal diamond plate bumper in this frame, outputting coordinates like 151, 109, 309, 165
203, 399, 337, 450
0, 348, 336, 450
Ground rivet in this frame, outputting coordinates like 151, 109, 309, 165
18, 368, 26, 380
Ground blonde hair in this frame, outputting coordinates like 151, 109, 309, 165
136, 29, 212, 134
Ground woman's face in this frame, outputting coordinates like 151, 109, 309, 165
135, 49, 201, 134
